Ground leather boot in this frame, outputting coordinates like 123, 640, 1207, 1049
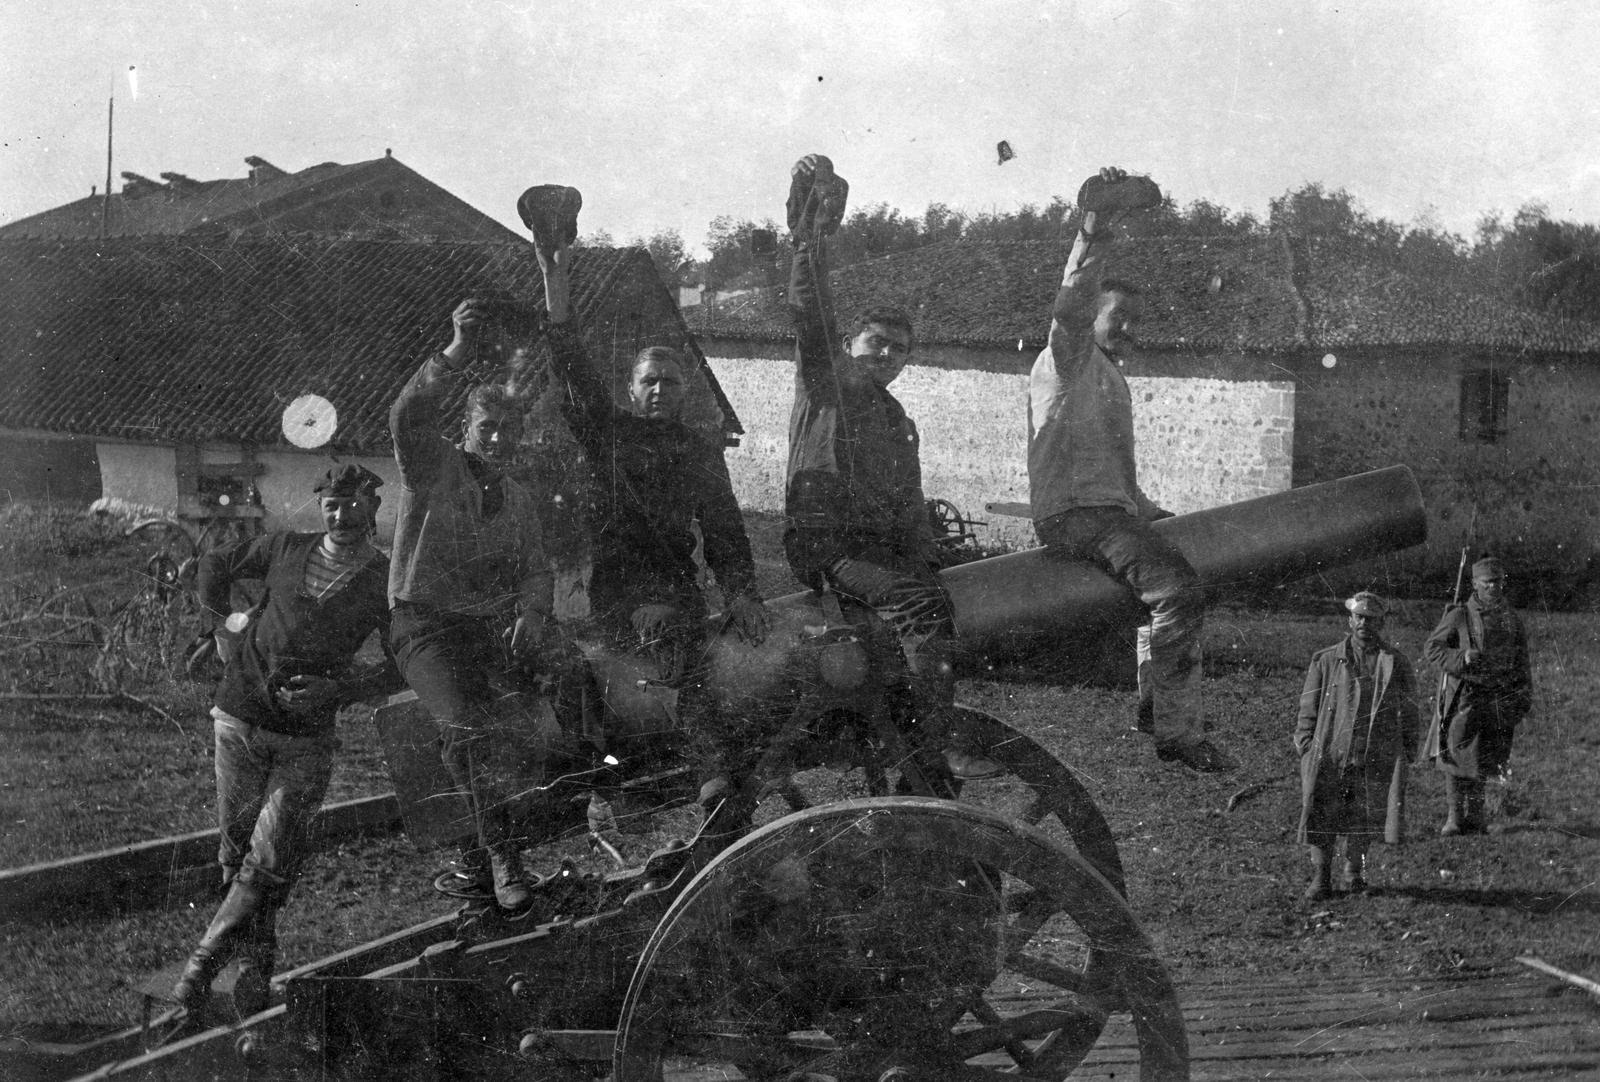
1460, 778, 1488, 835
1303, 848, 1333, 902
1439, 775, 1462, 837
231, 901, 278, 1016
172, 880, 263, 1012
490, 842, 532, 910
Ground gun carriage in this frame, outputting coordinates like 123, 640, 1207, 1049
131, 467, 1423, 1082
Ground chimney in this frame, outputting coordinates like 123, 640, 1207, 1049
159, 172, 203, 196
244, 156, 287, 185
119, 171, 167, 200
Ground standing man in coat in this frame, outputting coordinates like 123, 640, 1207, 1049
1423, 557, 1533, 836
1294, 592, 1421, 901
173, 465, 400, 1016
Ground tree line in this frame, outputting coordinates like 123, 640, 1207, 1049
582, 183, 1600, 323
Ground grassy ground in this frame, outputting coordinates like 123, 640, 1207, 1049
1, 505, 1596, 1045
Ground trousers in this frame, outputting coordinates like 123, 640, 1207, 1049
213, 708, 335, 890
1036, 507, 1205, 747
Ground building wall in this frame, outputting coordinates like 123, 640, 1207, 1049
1293, 348, 1600, 599
0, 432, 101, 504
712, 357, 1294, 551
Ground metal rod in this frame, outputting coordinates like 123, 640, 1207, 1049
101, 80, 113, 237
1515, 955, 1600, 1001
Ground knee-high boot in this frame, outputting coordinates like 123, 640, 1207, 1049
172, 880, 264, 1011
231, 894, 281, 1016
1440, 774, 1462, 837
1460, 777, 1487, 835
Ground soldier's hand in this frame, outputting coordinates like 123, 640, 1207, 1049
507, 613, 552, 658
449, 298, 491, 352
726, 595, 769, 648
791, 154, 834, 181
277, 675, 340, 710
631, 603, 681, 644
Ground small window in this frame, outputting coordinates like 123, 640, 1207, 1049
1459, 369, 1509, 443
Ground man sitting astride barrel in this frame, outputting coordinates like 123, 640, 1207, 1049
1027, 166, 1233, 773
517, 185, 767, 790
782, 153, 999, 781
173, 465, 401, 1016
388, 300, 576, 911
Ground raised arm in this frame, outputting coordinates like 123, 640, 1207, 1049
787, 154, 849, 393
535, 240, 613, 456
389, 301, 488, 487
1045, 211, 1113, 376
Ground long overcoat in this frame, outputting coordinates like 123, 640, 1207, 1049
1294, 635, 1420, 842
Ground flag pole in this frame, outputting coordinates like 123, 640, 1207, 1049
101, 76, 113, 237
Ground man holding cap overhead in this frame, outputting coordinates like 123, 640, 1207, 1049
1424, 557, 1533, 836
173, 465, 400, 1017
1293, 591, 1420, 900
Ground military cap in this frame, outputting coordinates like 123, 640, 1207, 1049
313, 464, 384, 500
1344, 591, 1388, 617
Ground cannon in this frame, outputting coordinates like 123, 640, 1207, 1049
233, 467, 1424, 1082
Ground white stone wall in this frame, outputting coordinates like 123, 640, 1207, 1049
714, 357, 1294, 551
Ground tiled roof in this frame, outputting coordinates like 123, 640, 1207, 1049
1299, 238, 1600, 353
0, 235, 719, 454
686, 237, 1600, 355
0, 156, 524, 245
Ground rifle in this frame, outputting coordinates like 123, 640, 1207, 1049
1387, 514, 1472, 843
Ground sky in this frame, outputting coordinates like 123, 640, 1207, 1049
3, 0, 1598, 256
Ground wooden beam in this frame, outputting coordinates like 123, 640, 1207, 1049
0, 793, 401, 919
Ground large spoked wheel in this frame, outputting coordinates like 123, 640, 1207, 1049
946, 704, 1127, 898
614, 797, 1188, 1082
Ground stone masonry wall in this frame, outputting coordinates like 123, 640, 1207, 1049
712, 356, 1293, 551
1294, 348, 1600, 604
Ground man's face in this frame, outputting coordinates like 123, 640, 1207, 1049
629, 357, 688, 420
844, 321, 912, 388
1474, 570, 1507, 607
1349, 609, 1385, 648
320, 496, 372, 547
1094, 289, 1143, 359
463, 405, 524, 468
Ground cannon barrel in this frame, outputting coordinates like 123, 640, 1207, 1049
941, 465, 1427, 661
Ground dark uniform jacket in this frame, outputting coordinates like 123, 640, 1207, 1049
1422, 597, 1532, 765
199, 532, 399, 736
545, 323, 758, 620
783, 237, 932, 584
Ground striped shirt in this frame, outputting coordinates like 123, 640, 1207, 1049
300, 538, 376, 601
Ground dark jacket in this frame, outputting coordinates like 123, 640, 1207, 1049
387, 352, 553, 620
1294, 635, 1420, 842
545, 322, 759, 618
199, 532, 400, 736
1422, 597, 1532, 759
783, 237, 932, 584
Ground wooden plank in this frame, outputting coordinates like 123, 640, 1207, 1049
0, 793, 401, 919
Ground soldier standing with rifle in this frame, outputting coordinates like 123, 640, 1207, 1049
1424, 557, 1533, 835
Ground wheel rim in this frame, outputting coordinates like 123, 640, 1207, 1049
614, 797, 1188, 1082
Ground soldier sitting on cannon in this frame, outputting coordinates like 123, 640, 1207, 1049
1027, 166, 1234, 773
782, 153, 999, 781
387, 297, 579, 911
516, 184, 769, 795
